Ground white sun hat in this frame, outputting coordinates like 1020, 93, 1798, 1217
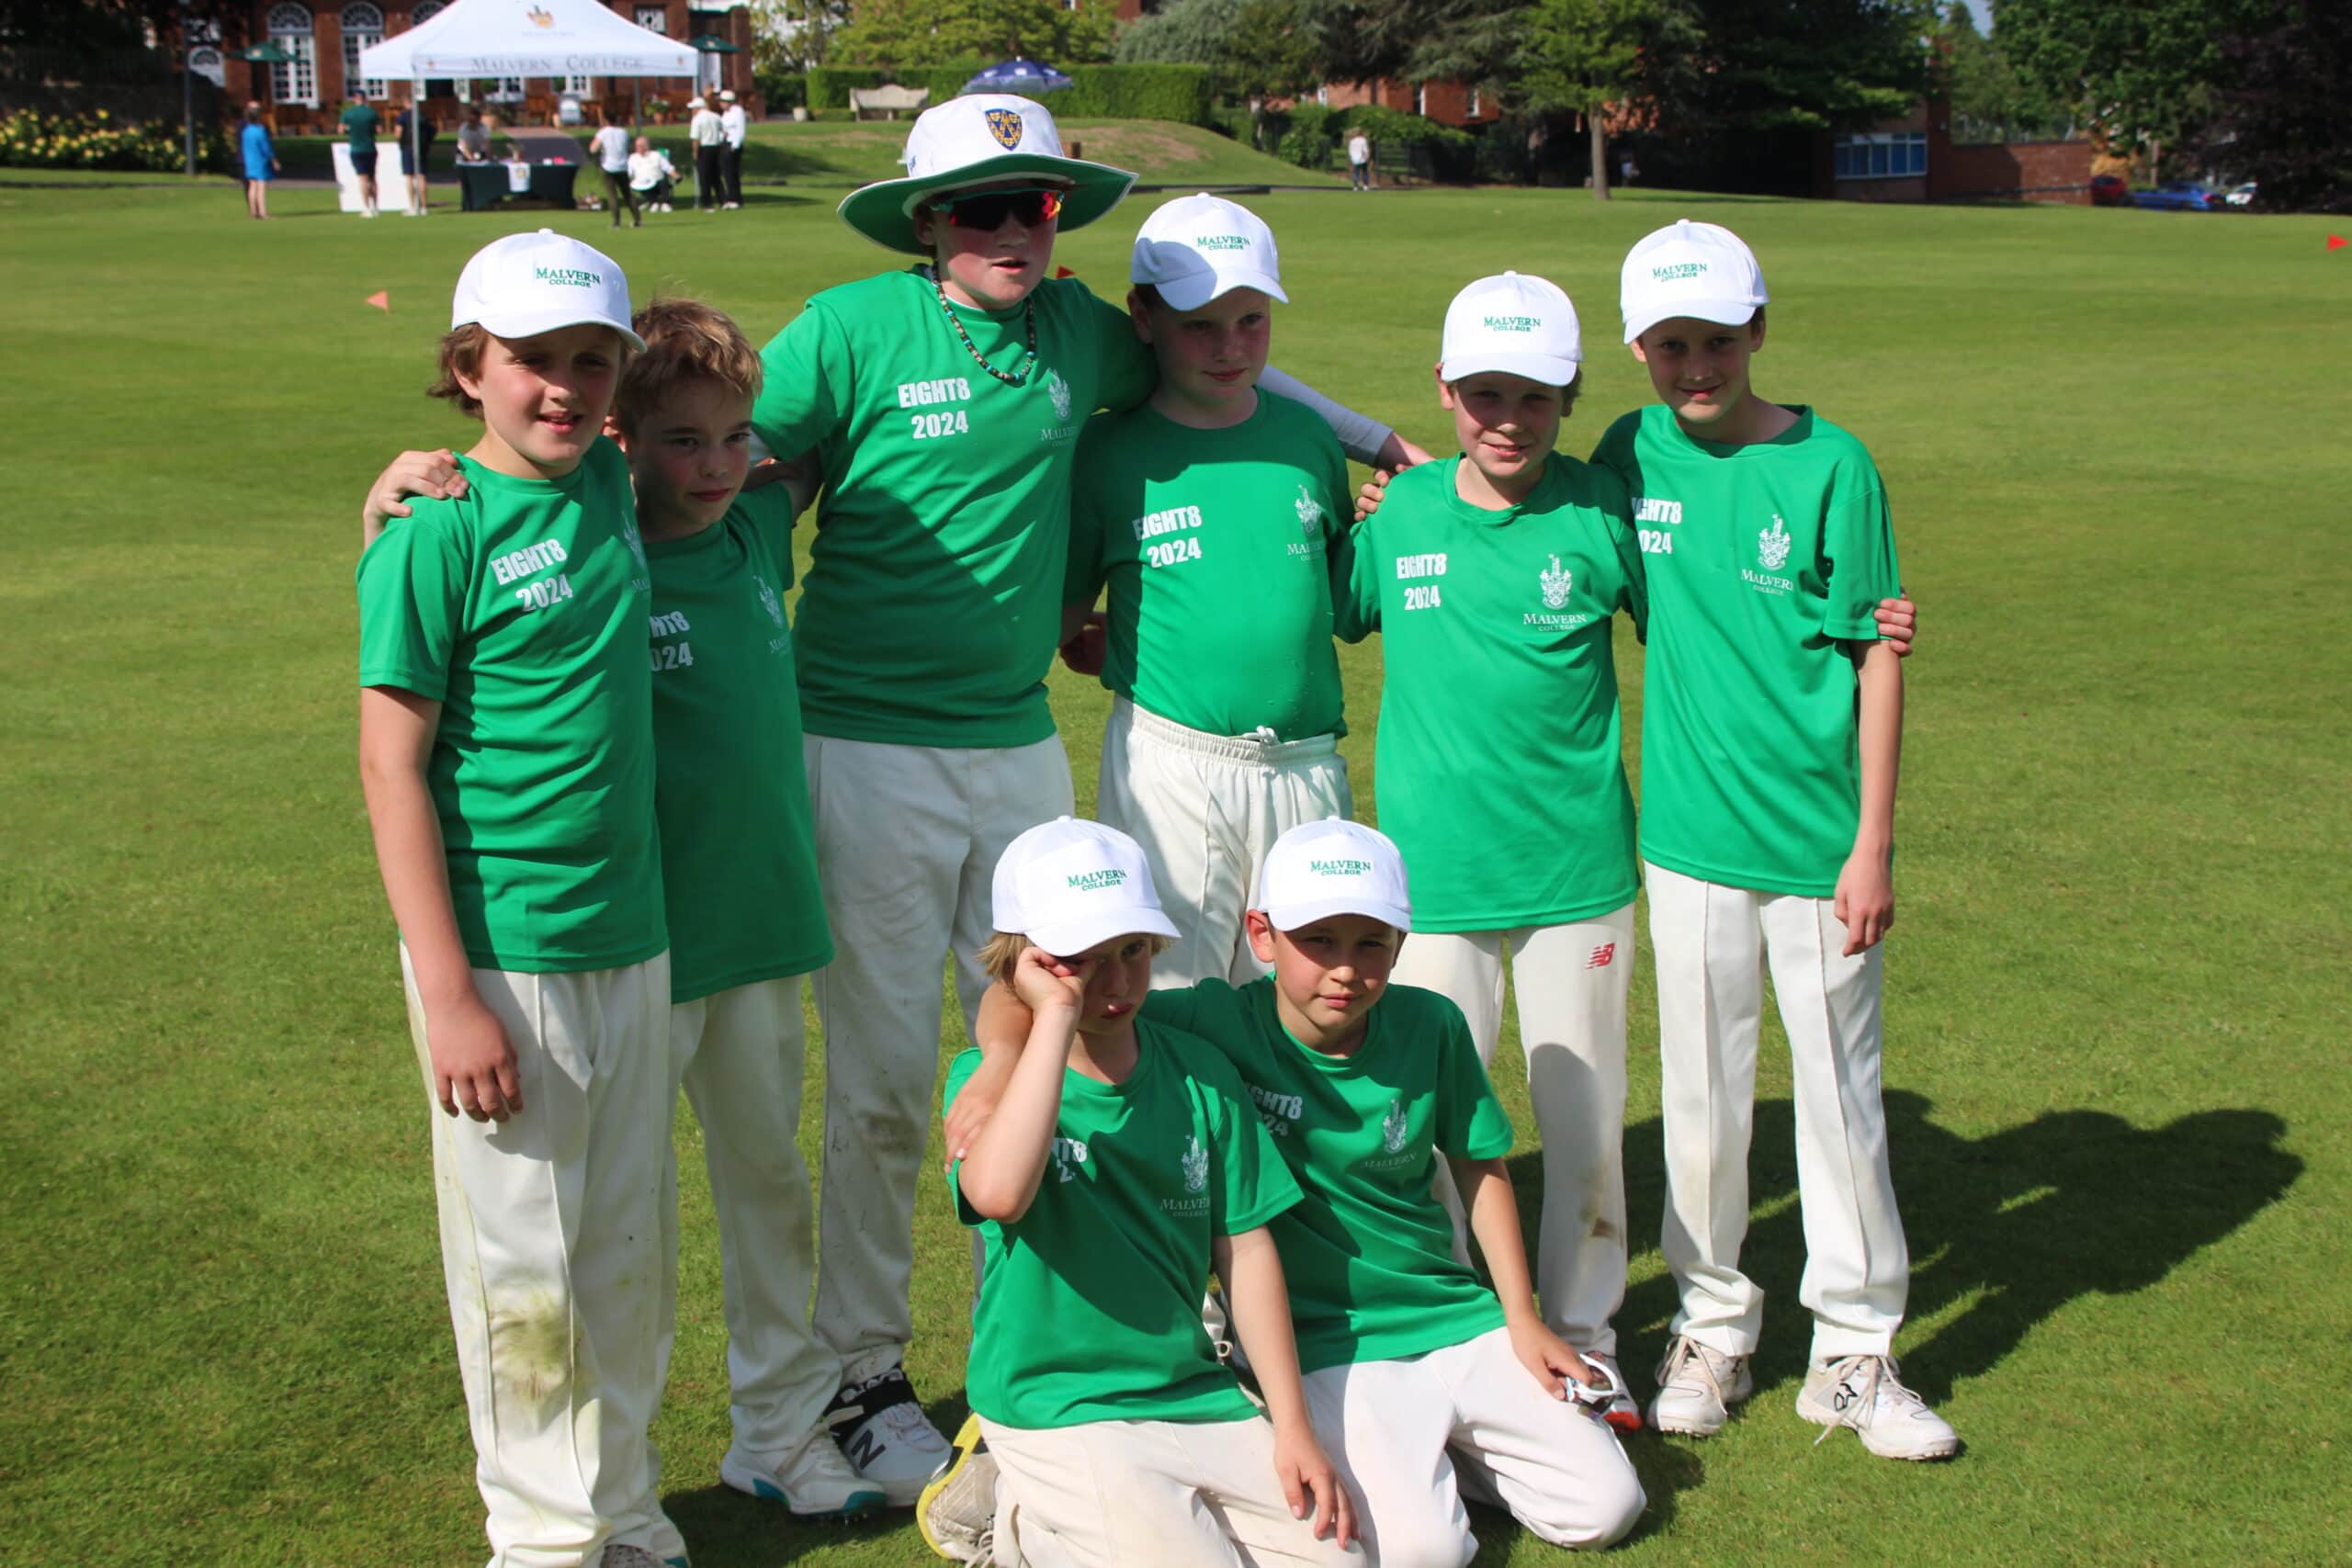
1255, 818, 1412, 933
1619, 219, 1769, 344
992, 817, 1180, 957
450, 228, 642, 349
836, 94, 1136, 256
1438, 270, 1582, 388
1130, 192, 1288, 310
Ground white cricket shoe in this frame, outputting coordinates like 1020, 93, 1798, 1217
1797, 1354, 1961, 1461
1647, 1336, 1753, 1437
1577, 1348, 1643, 1433
918, 1413, 997, 1563
721, 1427, 888, 1519
825, 1358, 954, 1506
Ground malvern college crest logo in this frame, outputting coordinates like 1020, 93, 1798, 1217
754, 573, 784, 628
1181, 1135, 1209, 1193
1539, 554, 1573, 609
1046, 367, 1072, 423
1294, 484, 1323, 536
1381, 1100, 1408, 1155
984, 107, 1024, 149
1758, 515, 1792, 570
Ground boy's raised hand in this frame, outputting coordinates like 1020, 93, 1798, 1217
1506, 1314, 1595, 1400
362, 448, 467, 547
1010, 944, 1087, 1016
1873, 595, 1919, 657
1353, 468, 1390, 524
1833, 846, 1894, 956
1271, 1420, 1356, 1550
425, 991, 523, 1122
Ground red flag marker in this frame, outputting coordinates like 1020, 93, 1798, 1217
1055, 265, 1076, 278
2329, 235, 2346, 251
365, 289, 391, 311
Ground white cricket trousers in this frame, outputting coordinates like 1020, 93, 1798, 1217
1302, 1327, 1644, 1565
1388, 908, 1636, 1354
666, 976, 831, 1461
802, 733, 1074, 1374
400, 949, 682, 1568
979, 1414, 1363, 1568
1645, 863, 1909, 1359
1097, 698, 1353, 989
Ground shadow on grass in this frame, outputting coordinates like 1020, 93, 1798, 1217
662, 1481, 896, 1565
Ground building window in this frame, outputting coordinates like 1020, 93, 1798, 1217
564, 74, 594, 96
412, 1, 444, 20
1835, 131, 1927, 180
1414, 83, 1426, 117
267, 4, 318, 107
635, 6, 667, 30
189, 46, 225, 87
485, 76, 525, 101
1468, 86, 1481, 118
342, 3, 387, 98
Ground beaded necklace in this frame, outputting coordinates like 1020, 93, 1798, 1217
926, 265, 1039, 388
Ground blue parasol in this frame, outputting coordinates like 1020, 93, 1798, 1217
961, 58, 1074, 96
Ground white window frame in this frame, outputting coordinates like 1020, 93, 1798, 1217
412, 1, 444, 21
1413, 83, 1426, 117
1468, 86, 1481, 118
635, 6, 668, 31
189, 46, 226, 87
484, 76, 526, 102
563, 73, 594, 96
267, 3, 318, 107
1835, 130, 1927, 181
341, 3, 387, 99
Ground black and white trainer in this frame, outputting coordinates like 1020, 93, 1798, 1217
824, 1360, 954, 1506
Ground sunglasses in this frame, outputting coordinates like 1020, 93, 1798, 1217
934, 186, 1065, 230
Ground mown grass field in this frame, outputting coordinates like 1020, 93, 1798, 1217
2, 166, 2346, 1566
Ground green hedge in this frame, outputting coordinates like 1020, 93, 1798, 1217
805, 63, 1212, 125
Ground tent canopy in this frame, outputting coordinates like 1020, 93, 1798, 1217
358, 0, 696, 81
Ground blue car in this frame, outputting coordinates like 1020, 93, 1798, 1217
2133, 181, 2228, 211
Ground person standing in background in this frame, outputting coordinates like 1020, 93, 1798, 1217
394, 102, 436, 216
341, 88, 382, 218
240, 104, 277, 220
1347, 129, 1372, 191
719, 89, 747, 209
689, 96, 725, 212
591, 117, 639, 228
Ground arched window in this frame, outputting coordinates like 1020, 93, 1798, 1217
411, 1, 444, 19
267, 4, 318, 107
189, 46, 226, 88
341, 2, 387, 99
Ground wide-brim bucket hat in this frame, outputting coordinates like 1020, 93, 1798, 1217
837, 94, 1136, 255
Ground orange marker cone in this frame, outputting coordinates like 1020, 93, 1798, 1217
366, 289, 391, 311
2329, 235, 2346, 251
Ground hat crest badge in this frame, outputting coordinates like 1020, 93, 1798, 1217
984, 107, 1024, 149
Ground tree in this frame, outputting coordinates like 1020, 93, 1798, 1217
2199, 0, 2351, 210
1118, 0, 1318, 143
1677, 0, 1933, 135
752, 0, 849, 71
1992, 0, 2264, 155
1938, 2, 2065, 141
831, 0, 1115, 68
1517, 0, 1700, 197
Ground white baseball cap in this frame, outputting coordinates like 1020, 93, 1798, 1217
1255, 818, 1412, 934
992, 817, 1180, 957
837, 95, 1136, 256
686, 96, 707, 109
1438, 271, 1581, 388
1130, 193, 1288, 311
450, 229, 642, 349
1619, 219, 1769, 344
718, 89, 737, 103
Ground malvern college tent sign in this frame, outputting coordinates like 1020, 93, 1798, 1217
357, 0, 697, 82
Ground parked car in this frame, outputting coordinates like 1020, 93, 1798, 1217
2133, 181, 2228, 211
2089, 173, 2130, 206
2225, 181, 2258, 208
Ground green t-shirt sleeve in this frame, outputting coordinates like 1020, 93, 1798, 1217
752, 301, 847, 466
1087, 289, 1159, 414
356, 512, 469, 699
943, 1048, 988, 1228
1203, 1052, 1301, 1235
732, 484, 797, 583
1821, 483, 1901, 641
1332, 515, 1382, 643
1431, 998, 1516, 1160
1599, 473, 1648, 641
1588, 415, 1638, 488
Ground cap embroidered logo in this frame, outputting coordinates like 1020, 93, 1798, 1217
984, 107, 1023, 149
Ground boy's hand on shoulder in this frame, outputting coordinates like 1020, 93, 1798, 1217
1833, 845, 1894, 956
363, 448, 467, 547
1271, 1418, 1356, 1550
1873, 594, 1918, 657
1372, 432, 1432, 474
424, 992, 523, 1122
1506, 1315, 1592, 1400
1353, 468, 1390, 524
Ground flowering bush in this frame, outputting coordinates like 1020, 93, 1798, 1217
0, 108, 228, 172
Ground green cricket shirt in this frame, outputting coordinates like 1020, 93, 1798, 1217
944, 1020, 1300, 1429
1143, 977, 1515, 1372
341, 103, 379, 152
1589, 404, 1902, 897
1341, 456, 1646, 931
752, 270, 1159, 749
355, 439, 666, 973
643, 486, 832, 1003
1066, 392, 1353, 740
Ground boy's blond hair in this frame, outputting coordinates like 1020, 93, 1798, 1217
615, 297, 763, 433
977, 931, 1170, 989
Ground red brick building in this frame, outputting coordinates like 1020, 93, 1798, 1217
1315, 76, 1501, 130
200, 1, 756, 126
1818, 96, 2092, 204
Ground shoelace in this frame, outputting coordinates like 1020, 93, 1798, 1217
1810, 1354, 1924, 1446
1663, 1337, 1731, 1405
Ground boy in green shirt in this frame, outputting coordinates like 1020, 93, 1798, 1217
1063, 194, 1357, 989
1590, 219, 1958, 1461
944, 818, 1356, 1566
955, 819, 1645, 1562
355, 231, 683, 1568
751, 93, 1419, 1495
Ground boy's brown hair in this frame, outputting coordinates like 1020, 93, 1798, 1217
615, 297, 763, 434
425, 324, 492, 418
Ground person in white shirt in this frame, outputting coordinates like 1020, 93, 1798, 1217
590, 119, 639, 228
688, 96, 725, 211
628, 135, 677, 211
718, 88, 748, 209
1347, 130, 1372, 191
